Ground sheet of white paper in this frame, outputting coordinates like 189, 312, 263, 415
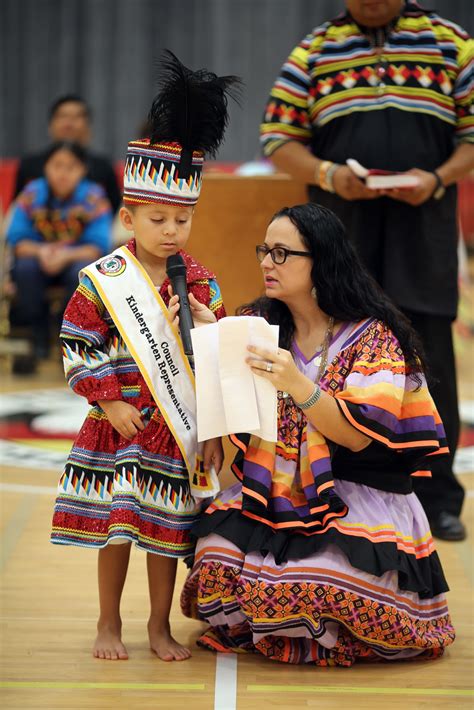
191, 316, 278, 442
218, 317, 261, 435
248, 319, 278, 442
191, 322, 224, 442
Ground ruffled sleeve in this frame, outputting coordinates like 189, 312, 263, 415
334, 321, 448, 461
158, 249, 227, 322
60, 274, 123, 405
189, 278, 226, 321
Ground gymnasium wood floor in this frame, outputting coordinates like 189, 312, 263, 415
1, 348, 473, 709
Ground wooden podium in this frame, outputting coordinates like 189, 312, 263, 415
188, 174, 307, 316
187, 174, 306, 482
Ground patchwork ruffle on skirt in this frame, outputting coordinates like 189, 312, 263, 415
181, 479, 455, 666
51, 408, 200, 557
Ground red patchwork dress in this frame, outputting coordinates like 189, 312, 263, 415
51, 238, 226, 558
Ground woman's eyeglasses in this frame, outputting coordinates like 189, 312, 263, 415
256, 245, 311, 265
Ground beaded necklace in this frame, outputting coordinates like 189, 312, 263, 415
314, 315, 335, 383
282, 315, 335, 406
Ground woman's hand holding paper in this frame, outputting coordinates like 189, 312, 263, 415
247, 345, 370, 450
247, 345, 314, 404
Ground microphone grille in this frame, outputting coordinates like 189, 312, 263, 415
166, 253, 186, 277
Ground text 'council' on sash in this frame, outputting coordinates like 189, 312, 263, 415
125, 294, 191, 431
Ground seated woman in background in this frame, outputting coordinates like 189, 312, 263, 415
6, 141, 112, 370
181, 202, 455, 666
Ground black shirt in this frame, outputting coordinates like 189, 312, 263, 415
261, 4, 472, 318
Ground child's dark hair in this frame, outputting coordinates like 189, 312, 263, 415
239, 202, 428, 384
35, 142, 89, 241
44, 141, 88, 166
48, 94, 91, 121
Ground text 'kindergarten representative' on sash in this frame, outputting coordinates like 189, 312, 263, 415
125, 294, 191, 431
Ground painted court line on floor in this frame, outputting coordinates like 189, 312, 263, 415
0, 681, 205, 691
215, 653, 237, 710
0, 615, 148, 624
246, 684, 473, 697
0, 637, 235, 709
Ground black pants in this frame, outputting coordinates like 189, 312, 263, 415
10, 256, 87, 353
402, 309, 465, 519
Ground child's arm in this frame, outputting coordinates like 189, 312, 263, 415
203, 437, 224, 474
61, 275, 123, 405
97, 400, 145, 440
62, 276, 150, 440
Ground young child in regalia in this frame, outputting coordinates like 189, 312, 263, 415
51, 51, 240, 661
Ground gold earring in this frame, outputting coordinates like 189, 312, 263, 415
311, 286, 317, 301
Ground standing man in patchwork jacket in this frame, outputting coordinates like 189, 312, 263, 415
260, 0, 474, 541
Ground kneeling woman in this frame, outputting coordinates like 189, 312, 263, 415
181, 203, 454, 666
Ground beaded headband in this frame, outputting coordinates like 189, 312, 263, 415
123, 140, 204, 207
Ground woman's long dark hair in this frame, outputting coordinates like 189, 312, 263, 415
239, 203, 428, 381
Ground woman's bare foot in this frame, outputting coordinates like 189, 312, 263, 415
93, 621, 128, 660
148, 620, 191, 661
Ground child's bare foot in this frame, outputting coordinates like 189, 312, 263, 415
93, 622, 128, 660
148, 620, 191, 661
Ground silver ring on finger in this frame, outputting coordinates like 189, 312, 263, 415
265, 361, 273, 373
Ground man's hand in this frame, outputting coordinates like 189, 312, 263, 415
97, 400, 145, 440
332, 166, 381, 201
385, 168, 437, 206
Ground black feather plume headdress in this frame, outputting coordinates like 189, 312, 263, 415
123, 51, 241, 207
148, 50, 241, 177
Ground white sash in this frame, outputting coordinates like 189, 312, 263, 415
82, 246, 219, 499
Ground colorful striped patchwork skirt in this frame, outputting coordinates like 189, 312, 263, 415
51, 407, 200, 557
181, 479, 455, 665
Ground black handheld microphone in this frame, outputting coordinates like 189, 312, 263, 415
166, 254, 195, 357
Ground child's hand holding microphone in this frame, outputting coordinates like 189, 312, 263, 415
168, 286, 217, 328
